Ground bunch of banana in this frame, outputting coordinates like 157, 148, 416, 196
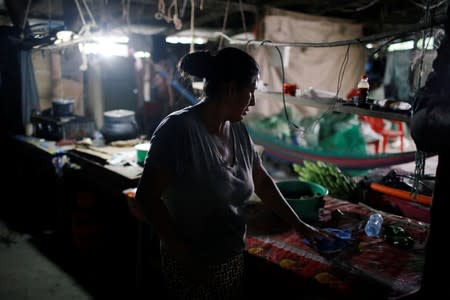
292, 160, 357, 201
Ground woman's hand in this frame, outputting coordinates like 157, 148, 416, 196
296, 223, 334, 252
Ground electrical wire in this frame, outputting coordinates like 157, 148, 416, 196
409, 0, 447, 10
308, 44, 351, 133
214, 14, 447, 48
268, 40, 352, 138
272, 45, 298, 129
368, 36, 401, 57
336, 45, 351, 100
417, 0, 434, 89
337, 0, 380, 13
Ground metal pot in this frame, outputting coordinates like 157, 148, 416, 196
52, 98, 74, 117
100, 109, 138, 142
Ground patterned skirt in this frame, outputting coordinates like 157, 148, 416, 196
160, 247, 245, 300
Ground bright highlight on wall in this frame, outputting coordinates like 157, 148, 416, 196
165, 36, 208, 44
387, 40, 415, 52
134, 51, 151, 58
78, 35, 130, 57
387, 37, 435, 52
416, 37, 434, 50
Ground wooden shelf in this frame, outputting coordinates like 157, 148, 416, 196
255, 91, 412, 123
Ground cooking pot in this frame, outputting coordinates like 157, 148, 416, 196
101, 109, 138, 142
52, 98, 74, 117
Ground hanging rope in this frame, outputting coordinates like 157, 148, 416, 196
238, 0, 248, 41
81, 0, 97, 26
48, 0, 52, 33
218, 0, 231, 49
180, 0, 188, 17
190, 0, 195, 52
155, 0, 182, 30
22, 0, 33, 36
121, 0, 132, 34
74, 0, 87, 26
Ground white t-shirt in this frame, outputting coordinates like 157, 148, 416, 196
142, 104, 262, 264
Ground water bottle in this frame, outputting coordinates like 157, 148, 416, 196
365, 213, 383, 237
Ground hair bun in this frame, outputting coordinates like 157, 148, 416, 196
178, 50, 214, 79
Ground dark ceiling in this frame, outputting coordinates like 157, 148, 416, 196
1, 0, 448, 38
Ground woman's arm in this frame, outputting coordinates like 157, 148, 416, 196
252, 163, 329, 243
135, 165, 188, 259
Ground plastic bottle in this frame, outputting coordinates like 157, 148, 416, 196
364, 213, 383, 237
357, 75, 370, 106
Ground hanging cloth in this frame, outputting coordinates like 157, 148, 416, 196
19, 50, 40, 128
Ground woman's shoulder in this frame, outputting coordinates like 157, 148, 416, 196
154, 106, 197, 133
162, 106, 196, 123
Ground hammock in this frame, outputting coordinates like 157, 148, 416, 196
247, 127, 417, 171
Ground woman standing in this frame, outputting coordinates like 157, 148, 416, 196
135, 47, 330, 299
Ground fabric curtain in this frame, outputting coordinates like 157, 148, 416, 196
20, 50, 40, 127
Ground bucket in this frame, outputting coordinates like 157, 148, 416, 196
276, 180, 328, 221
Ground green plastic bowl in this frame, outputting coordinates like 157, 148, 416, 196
276, 180, 328, 221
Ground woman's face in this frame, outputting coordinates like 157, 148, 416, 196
228, 79, 257, 122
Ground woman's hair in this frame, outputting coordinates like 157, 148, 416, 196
178, 47, 259, 97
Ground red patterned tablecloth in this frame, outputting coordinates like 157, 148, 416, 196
245, 197, 429, 298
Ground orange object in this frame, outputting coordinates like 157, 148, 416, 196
360, 116, 405, 153
346, 87, 360, 101
283, 83, 297, 96
370, 182, 432, 206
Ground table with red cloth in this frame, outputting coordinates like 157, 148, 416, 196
244, 196, 429, 299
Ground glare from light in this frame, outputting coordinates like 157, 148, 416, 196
192, 81, 205, 90
366, 43, 374, 49
56, 30, 74, 43
79, 42, 129, 57
387, 40, 414, 52
417, 37, 434, 50
134, 51, 151, 58
93, 35, 129, 44
165, 36, 208, 44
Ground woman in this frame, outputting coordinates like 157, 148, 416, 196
135, 47, 331, 299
